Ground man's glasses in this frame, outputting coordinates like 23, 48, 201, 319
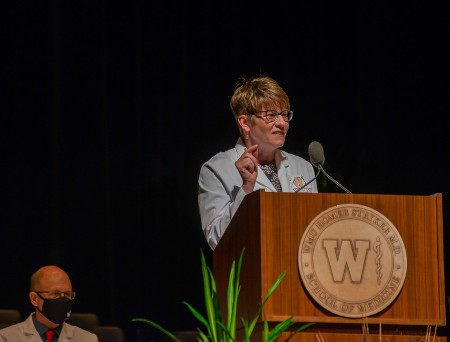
35, 291, 76, 300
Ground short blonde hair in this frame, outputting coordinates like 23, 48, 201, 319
230, 76, 290, 128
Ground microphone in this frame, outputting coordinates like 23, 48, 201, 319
295, 141, 323, 192
296, 141, 351, 194
308, 141, 325, 167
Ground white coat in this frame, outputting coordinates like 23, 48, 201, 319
0, 314, 98, 342
198, 139, 318, 249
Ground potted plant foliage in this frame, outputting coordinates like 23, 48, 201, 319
133, 249, 314, 342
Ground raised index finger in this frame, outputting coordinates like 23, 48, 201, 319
245, 144, 258, 158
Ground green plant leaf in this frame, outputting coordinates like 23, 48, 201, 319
246, 303, 260, 334
201, 250, 217, 341
247, 270, 287, 336
216, 320, 234, 342
209, 267, 218, 295
228, 249, 244, 341
227, 259, 236, 330
183, 301, 209, 328
263, 270, 287, 302
240, 317, 251, 342
263, 319, 269, 342
212, 288, 225, 340
268, 317, 296, 342
282, 322, 316, 342
229, 283, 240, 341
293, 322, 315, 333
197, 328, 210, 342
131, 318, 181, 342
207, 267, 224, 340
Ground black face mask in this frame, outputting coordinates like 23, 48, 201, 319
36, 294, 72, 325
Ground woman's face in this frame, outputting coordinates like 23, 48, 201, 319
246, 103, 290, 152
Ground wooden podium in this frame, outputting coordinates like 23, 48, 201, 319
213, 190, 446, 341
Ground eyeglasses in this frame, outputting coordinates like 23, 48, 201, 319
249, 110, 294, 123
35, 291, 76, 300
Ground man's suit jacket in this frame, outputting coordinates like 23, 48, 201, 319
0, 313, 98, 342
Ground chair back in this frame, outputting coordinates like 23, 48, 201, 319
0, 309, 22, 329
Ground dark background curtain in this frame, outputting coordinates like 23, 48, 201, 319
3, 1, 449, 341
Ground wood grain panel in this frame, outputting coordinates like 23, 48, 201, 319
213, 190, 445, 328
243, 323, 448, 342
280, 332, 447, 342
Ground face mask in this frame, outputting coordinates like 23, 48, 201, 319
36, 294, 72, 325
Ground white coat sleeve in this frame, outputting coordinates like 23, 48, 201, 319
198, 162, 246, 250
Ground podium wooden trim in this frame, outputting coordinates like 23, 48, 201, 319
213, 191, 445, 328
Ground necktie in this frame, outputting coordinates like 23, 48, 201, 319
45, 330, 54, 342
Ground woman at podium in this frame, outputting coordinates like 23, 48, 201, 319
198, 76, 318, 249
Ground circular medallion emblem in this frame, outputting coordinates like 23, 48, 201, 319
298, 204, 407, 318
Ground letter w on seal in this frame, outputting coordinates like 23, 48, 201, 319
323, 239, 370, 283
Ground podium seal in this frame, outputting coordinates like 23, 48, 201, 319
298, 204, 407, 318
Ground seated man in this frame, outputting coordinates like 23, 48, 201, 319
0, 265, 98, 342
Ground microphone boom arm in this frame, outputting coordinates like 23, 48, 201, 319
318, 164, 351, 194
295, 168, 322, 193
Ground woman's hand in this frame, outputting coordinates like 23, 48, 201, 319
235, 144, 259, 194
